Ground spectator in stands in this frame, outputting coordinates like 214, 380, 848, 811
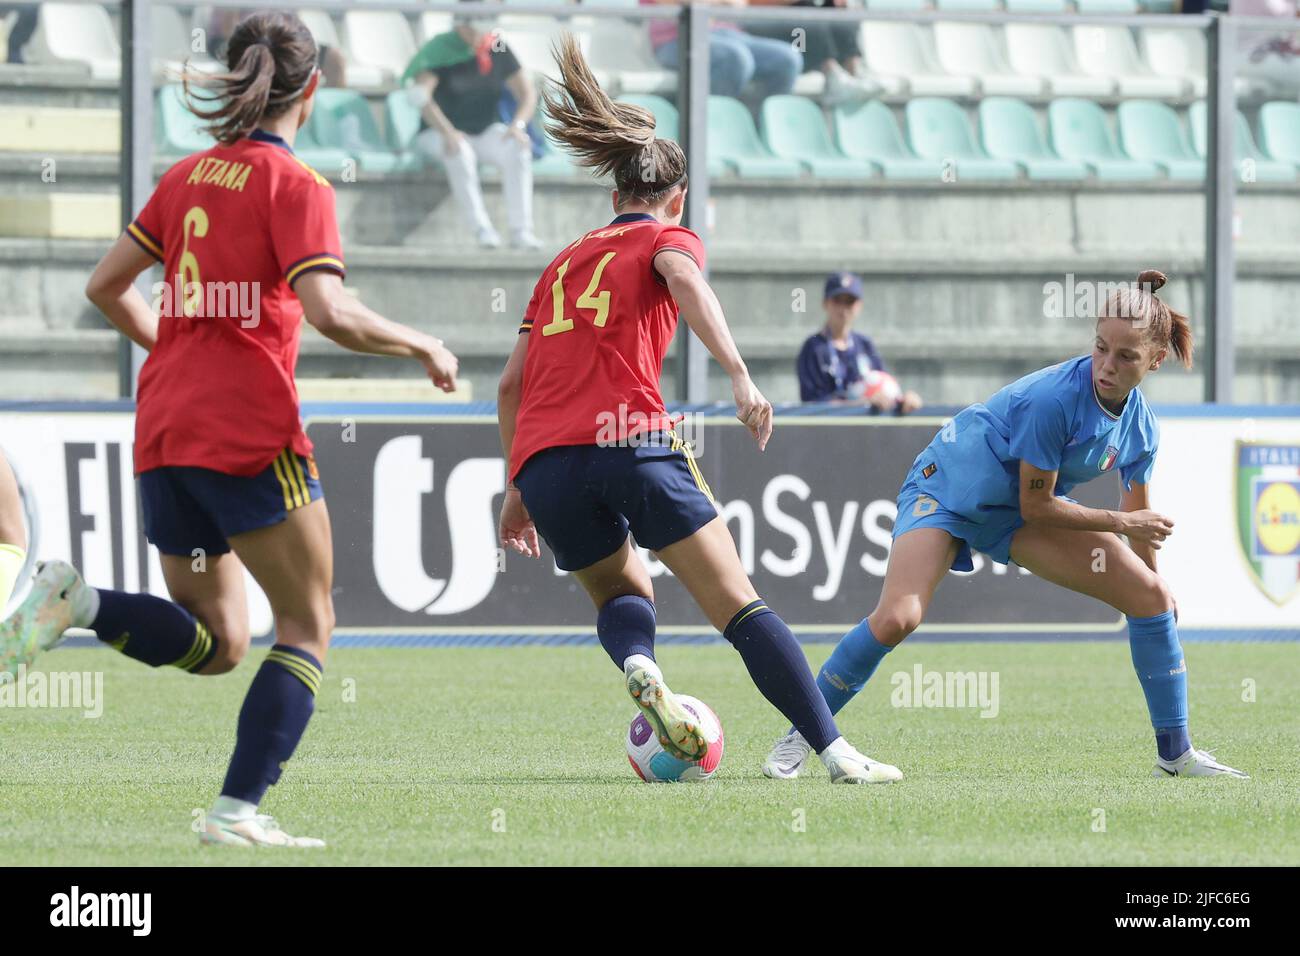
797, 271, 923, 414
745, 0, 879, 104
403, 3, 540, 250
1231, 0, 1300, 93
1, 4, 37, 64
642, 0, 803, 99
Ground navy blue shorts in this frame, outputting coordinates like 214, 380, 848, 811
514, 434, 718, 572
139, 448, 324, 557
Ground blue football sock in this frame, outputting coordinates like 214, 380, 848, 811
220, 645, 321, 805
815, 617, 894, 717
1128, 610, 1191, 761
91, 588, 219, 673
596, 594, 656, 670
724, 599, 838, 753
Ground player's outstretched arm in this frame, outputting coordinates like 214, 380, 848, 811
1018, 460, 1174, 548
654, 249, 773, 451
294, 272, 458, 392
85, 235, 162, 351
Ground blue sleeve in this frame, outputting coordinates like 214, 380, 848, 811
1007, 389, 1070, 473
1120, 415, 1159, 491
797, 338, 830, 402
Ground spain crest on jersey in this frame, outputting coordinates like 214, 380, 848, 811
1235, 441, 1300, 606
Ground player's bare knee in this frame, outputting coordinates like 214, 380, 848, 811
1129, 576, 1175, 619
870, 607, 920, 646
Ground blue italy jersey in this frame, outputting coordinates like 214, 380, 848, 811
911, 355, 1159, 522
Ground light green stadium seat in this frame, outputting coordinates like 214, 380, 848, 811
1117, 100, 1204, 181
310, 88, 418, 174
979, 98, 1088, 181
760, 96, 873, 179
708, 96, 802, 179
296, 101, 362, 175
905, 98, 1020, 181
532, 127, 585, 179
155, 84, 216, 156
1138, 0, 1178, 10
620, 94, 679, 143
1047, 98, 1161, 180
384, 89, 424, 156
1075, 0, 1139, 12
1258, 101, 1300, 167
1004, 0, 1067, 10
1188, 101, 1295, 184
832, 101, 944, 180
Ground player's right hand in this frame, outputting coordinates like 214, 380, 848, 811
1122, 509, 1175, 548
732, 375, 774, 451
499, 487, 540, 559
421, 338, 459, 393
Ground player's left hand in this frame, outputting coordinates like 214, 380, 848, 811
421, 338, 459, 393
899, 390, 924, 414
732, 374, 774, 451
500, 487, 540, 559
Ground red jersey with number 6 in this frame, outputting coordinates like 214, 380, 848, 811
509, 213, 706, 481
124, 130, 345, 477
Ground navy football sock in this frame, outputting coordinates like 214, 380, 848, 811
220, 645, 322, 806
596, 594, 656, 670
723, 599, 839, 753
91, 588, 219, 673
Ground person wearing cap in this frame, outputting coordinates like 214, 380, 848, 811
796, 272, 923, 413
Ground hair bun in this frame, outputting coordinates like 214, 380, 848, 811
1137, 269, 1167, 292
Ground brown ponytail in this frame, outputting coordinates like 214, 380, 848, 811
180, 12, 318, 146
542, 33, 687, 205
1100, 269, 1194, 370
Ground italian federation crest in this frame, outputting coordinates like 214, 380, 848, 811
1235, 442, 1300, 606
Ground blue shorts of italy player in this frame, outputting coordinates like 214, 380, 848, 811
893, 460, 1078, 572
514, 431, 718, 572
139, 448, 324, 557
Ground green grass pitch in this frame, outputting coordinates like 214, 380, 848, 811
2, 642, 1296, 866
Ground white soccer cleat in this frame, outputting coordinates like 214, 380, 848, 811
762, 729, 813, 780
625, 660, 707, 762
820, 737, 904, 785
1153, 748, 1249, 780
200, 814, 326, 848
0, 560, 87, 677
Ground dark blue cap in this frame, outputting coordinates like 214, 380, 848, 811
824, 271, 863, 301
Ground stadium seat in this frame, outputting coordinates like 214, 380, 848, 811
309, 89, 418, 174
1139, 0, 1178, 10
586, 18, 676, 96
0, 106, 118, 154
979, 98, 1089, 180
1257, 101, 1300, 167
1187, 101, 1296, 183
833, 101, 945, 180
384, 88, 423, 155
1072, 26, 1188, 99
417, 11, 454, 44
155, 84, 216, 156
1117, 100, 1204, 180
860, 23, 976, 98
23, 3, 120, 79
300, 9, 385, 89
1004, 25, 1116, 98
340, 10, 418, 86
933, 23, 1046, 99
620, 94, 680, 143
499, 20, 593, 85
531, 129, 586, 179
1074, 0, 1139, 12
1004, 0, 1068, 11
760, 96, 873, 179
1048, 98, 1161, 179
294, 122, 351, 176
708, 96, 802, 178
152, 5, 220, 77
935, 0, 1001, 9
1141, 28, 1209, 99
905, 98, 1020, 180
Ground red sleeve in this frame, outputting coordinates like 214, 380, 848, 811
124, 179, 168, 264
518, 272, 547, 334
651, 225, 706, 275
271, 171, 346, 289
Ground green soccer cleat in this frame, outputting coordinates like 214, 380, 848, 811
625, 660, 707, 762
0, 560, 85, 678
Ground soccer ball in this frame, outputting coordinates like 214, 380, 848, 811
626, 695, 724, 783
863, 369, 902, 405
